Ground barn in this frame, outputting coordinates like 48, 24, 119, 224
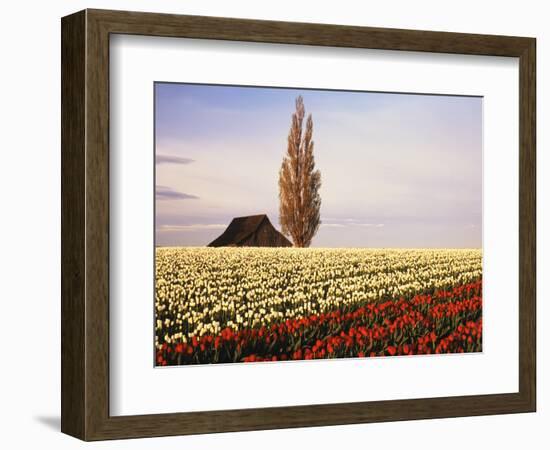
208, 214, 292, 247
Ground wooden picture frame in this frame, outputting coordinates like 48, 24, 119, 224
61, 9, 536, 441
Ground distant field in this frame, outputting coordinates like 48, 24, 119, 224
155, 248, 482, 365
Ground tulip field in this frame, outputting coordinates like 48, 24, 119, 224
155, 248, 482, 365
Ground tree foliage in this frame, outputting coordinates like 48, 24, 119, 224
279, 96, 322, 247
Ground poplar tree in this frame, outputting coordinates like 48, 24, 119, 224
278, 96, 321, 247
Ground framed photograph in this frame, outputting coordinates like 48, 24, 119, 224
61, 9, 536, 440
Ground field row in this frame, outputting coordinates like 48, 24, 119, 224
156, 279, 482, 365
155, 248, 482, 349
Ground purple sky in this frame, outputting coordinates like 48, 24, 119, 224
155, 83, 482, 248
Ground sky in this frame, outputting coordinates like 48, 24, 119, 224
155, 83, 482, 248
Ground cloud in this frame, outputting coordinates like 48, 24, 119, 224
157, 224, 226, 232
156, 185, 199, 200
359, 223, 385, 228
320, 223, 346, 228
321, 222, 384, 229
156, 154, 195, 165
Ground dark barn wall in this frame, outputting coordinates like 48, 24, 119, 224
242, 220, 292, 247
208, 215, 292, 247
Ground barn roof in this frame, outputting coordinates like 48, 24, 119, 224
208, 214, 291, 247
